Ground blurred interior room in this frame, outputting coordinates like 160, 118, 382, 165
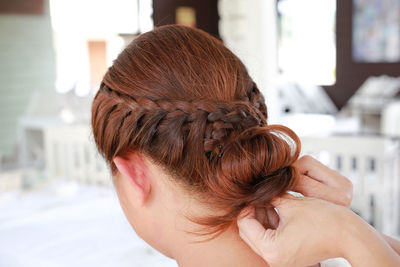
0, 0, 399, 266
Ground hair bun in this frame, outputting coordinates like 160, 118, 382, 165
198, 124, 300, 232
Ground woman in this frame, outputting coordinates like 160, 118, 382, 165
91, 25, 400, 266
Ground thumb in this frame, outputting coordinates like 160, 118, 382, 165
269, 193, 302, 223
270, 193, 300, 208
237, 206, 277, 257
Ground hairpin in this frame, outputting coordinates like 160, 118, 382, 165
218, 144, 223, 158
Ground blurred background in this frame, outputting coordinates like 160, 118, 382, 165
0, 0, 399, 266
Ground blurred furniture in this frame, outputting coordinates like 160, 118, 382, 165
17, 116, 64, 169
43, 124, 110, 186
343, 76, 400, 134
17, 87, 93, 168
301, 134, 400, 237
18, 117, 110, 186
278, 83, 338, 114
382, 101, 400, 137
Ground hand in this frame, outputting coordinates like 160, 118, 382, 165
292, 155, 400, 256
292, 155, 353, 207
238, 156, 400, 266
255, 155, 354, 231
237, 194, 351, 267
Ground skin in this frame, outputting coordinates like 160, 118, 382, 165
112, 151, 269, 267
237, 155, 400, 267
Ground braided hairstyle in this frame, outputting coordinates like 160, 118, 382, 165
91, 25, 300, 236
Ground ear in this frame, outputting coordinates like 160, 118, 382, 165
113, 152, 152, 205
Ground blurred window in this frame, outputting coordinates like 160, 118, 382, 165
277, 0, 336, 85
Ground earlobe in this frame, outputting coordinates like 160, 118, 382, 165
113, 152, 152, 205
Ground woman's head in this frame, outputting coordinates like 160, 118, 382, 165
91, 25, 300, 253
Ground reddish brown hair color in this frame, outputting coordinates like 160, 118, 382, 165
91, 25, 300, 235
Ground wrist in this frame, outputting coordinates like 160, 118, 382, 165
317, 204, 356, 260
334, 208, 359, 259
340, 210, 400, 266
339, 210, 367, 259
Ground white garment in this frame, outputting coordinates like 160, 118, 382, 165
320, 258, 352, 267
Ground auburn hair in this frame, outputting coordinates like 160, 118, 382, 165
91, 25, 300, 236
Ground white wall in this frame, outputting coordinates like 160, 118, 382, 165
219, 0, 279, 123
0, 0, 56, 158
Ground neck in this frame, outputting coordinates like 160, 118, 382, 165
171, 223, 269, 267
157, 182, 269, 267
152, 183, 319, 267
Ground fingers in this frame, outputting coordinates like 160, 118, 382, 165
293, 156, 353, 207
295, 175, 351, 206
238, 197, 301, 262
293, 155, 346, 187
267, 194, 304, 226
239, 197, 351, 267
237, 206, 272, 256
270, 193, 299, 207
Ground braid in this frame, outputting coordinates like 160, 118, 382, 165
95, 82, 268, 168
245, 83, 268, 119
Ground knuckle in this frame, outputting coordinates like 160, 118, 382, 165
346, 185, 354, 204
338, 190, 353, 206
300, 155, 314, 164
297, 155, 315, 169
344, 177, 354, 190
340, 174, 354, 193
332, 169, 352, 184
